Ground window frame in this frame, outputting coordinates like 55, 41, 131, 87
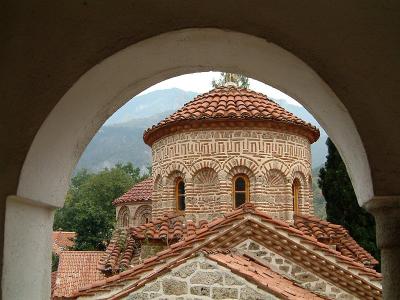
175, 177, 186, 212
232, 174, 250, 208
292, 178, 301, 214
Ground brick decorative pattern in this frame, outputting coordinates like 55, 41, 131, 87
151, 128, 313, 222
116, 204, 152, 228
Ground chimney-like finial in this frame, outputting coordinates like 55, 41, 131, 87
224, 81, 238, 88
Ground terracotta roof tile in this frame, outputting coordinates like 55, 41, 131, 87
78, 205, 381, 299
112, 178, 152, 206
206, 250, 325, 299
53, 251, 105, 298
99, 204, 379, 280
294, 214, 379, 266
143, 86, 319, 145
52, 231, 76, 254
51, 271, 57, 297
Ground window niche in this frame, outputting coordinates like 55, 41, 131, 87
292, 178, 301, 214
233, 174, 249, 208
175, 178, 186, 211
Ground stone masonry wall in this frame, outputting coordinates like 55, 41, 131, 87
123, 255, 280, 300
235, 240, 356, 300
116, 204, 152, 228
151, 128, 313, 222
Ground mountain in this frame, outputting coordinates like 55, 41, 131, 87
105, 88, 198, 125
312, 165, 326, 219
76, 88, 328, 172
273, 98, 328, 168
75, 112, 171, 173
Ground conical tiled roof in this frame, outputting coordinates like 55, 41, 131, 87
112, 178, 153, 206
143, 86, 320, 145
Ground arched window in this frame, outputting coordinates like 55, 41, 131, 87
118, 206, 130, 227
175, 178, 186, 211
292, 178, 300, 214
233, 175, 249, 208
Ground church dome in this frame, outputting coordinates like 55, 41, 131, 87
143, 86, 320, 146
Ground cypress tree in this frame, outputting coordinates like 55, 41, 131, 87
318, 138, 380, 267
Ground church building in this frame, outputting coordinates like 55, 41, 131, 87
53, 85, 382, 299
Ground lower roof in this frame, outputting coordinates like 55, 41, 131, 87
52, 231, 76, 254
99, 209, 378, 274
205, 249, 325, 300
112, 178, 153, 206
78, 204, 381, 299
52, 251, 105, 298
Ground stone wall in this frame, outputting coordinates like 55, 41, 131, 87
151, 128, 313, 222
123, 256, 280, 300
235, 240, 356, 300
116, 203, 152, 228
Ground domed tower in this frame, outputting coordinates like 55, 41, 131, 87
144, 85, 319, 223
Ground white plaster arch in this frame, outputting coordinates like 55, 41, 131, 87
17, 28, 373, 207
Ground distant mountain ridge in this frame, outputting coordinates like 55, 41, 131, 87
76, 88, 328, 172
105, 88, 198, 125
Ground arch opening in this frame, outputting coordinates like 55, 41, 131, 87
9, 27, 375, 299
17, 29, 372, 209
175, 178, 186, 212
233, 174, 250, 208
292, 178, 301, 214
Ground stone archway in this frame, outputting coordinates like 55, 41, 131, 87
8, 28, 374, 299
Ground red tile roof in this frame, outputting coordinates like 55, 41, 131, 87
112, 178, 153, 206
52, 251, 105, 299
77, 204, 381, 299
295, 214, 379, 266
99, 210, 378, 273
52, 231, 76, 254
144, 86, 320, 145
51, 272, 57, 298
206, 249, 325, 300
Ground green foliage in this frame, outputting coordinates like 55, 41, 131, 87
212, 72, 250, 88
52, 253, 59, 272
53, 163, 148, 251
318, 139, 380, 267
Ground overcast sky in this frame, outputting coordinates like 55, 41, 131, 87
138, 72, 302, 107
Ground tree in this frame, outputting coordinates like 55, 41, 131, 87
53, 163, 148, 250
212, 72, 250, 88
52, 253, 59, 272
318, 139, 380, 267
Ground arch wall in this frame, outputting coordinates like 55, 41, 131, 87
6, 28, 374, 298
18, 29, 372, 207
